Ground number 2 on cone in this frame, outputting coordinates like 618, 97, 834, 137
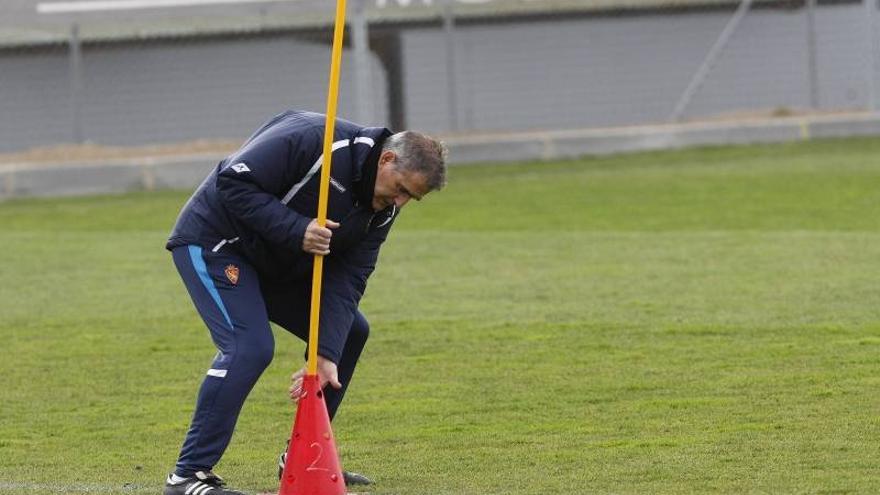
306, 442, 329, 472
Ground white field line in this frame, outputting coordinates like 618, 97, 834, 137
37, 0, 294, 15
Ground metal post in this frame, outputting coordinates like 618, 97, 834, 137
68, 22, 84, 143
443, 0, 460, 131
805, 0, 819, 109
669, 0, 754, 122
866, 0, 877, 112
351, 0, 372, 123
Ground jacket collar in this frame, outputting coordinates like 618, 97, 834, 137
352, 127, 392, 207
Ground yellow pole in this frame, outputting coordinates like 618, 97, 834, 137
307, 0, 348, 377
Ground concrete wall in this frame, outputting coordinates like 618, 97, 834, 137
402, 3, 871, 133
0, 3, 874, 151
0, 37, 389, 152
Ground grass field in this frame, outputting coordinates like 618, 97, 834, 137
2, 138, 880, 494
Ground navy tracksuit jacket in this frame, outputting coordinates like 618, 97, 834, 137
166, 110, 396, 476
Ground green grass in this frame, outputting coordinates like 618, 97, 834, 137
2, 137, 880, 494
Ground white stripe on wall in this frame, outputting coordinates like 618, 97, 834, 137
38, 0, 288, 15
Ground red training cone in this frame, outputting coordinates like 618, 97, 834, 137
278, 375, 346, 495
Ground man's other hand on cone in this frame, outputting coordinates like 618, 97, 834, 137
289, 356, 342, 403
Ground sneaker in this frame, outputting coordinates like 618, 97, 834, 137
278, 447, 373, 486
341, 470, 373, 486
163, 470, 247, 495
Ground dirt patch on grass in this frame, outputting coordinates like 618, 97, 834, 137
0, 139, 239, 165
684, 107, 867, 123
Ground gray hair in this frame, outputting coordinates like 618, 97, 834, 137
382, 131, 448, 191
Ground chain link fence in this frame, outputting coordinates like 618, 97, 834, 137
0, 0, 877, 154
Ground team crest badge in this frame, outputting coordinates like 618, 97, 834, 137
225, 265, 240, 285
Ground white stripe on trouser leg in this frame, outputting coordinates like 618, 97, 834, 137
206, 369, 227, 378
211, 236, 240, 253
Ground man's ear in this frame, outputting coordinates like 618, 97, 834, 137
379, 150, 395, 168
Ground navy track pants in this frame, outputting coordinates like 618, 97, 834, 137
170, 245, 369, 477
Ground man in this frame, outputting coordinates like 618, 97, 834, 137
162, 110, 447, 495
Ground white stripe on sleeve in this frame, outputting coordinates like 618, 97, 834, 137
280, 136, 377, 205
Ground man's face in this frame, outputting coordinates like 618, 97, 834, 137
372, 150, 431, 211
